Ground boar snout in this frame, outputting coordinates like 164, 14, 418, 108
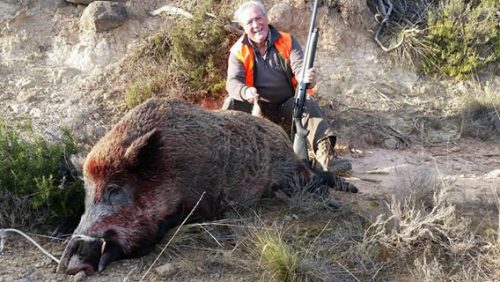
60, 234, 123, 276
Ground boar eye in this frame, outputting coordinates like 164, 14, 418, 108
104, 185, 128, 206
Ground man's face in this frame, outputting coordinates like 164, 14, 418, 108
239, 5, 269, 46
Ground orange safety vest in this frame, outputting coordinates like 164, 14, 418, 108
231, 31, 314, 95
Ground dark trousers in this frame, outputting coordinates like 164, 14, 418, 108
221, 96, 336, 151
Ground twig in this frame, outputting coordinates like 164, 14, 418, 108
198, 225, 223, 248
333, 258, 362, 282
305, 220, 331, 257
363, 170, 390, 175
123, 266, 138, 282
0, 228, 60, 264
140, 191, 206, 281
358, 177, 382, 183
494, 190, 500, 244
150, 5, 193, 18
373, 87, 391, 101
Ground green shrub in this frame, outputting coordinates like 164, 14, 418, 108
422, 0, 499, 79
121, 2, 234, 108
169, 1, 233, 102
371, 0, 498, 79
125, 81, 153, 109
246, 227, 300, 281
0, 121, 84, 228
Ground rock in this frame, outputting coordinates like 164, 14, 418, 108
40, 0, 67, 9
267, 3, 295, 31
383, 138, 398, 149
0, 2, 19, 21
65, 0, 125, 5
17, 270, 43, 282
155, 263, 176, 278
29, 107, 43, 118
485, 169, 500, 178
72, 271, 86, 282
80, 1, 127, 32
9, 103, 28, 114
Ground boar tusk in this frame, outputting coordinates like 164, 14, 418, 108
100, 238, 107, 254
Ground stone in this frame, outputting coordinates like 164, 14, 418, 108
80, 1, 127, 32
267, 3, 295, 31
40, 0, 67, 9
65, 0, 125, 5
485, 169, 500, 178
155, 263, 177, 278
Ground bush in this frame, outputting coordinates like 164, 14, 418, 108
169, 1, 233, 102
121, 1, 236, 108
370, 0, 499, 79
422, 0, 499, 79
248, 228, 300, 281
125, 81, 153, 109
0, 121, 84, 229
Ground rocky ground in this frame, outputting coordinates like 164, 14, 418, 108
0, 0, 498, 281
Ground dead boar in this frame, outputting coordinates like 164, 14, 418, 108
59, 98, 357, 276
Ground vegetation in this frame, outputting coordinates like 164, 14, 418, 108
423, 0, 499, 79
169, 1, 233, 102
245, 225, 301, 281
459, 82, 500, 140
356, 176, 499, 280
121, 1, 237, 109
372, 0, 499, 79
0, 121, 84, 229
125, 81, 154, 109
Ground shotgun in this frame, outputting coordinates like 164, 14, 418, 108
292, 0, 320, 165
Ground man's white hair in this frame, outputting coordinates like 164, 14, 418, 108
234, 1, 267, 23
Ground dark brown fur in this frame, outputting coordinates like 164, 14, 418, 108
61, 98, 355, 275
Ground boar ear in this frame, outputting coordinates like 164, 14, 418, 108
124, 129, 162, 168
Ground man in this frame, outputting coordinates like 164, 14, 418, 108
223, 1, 351, 174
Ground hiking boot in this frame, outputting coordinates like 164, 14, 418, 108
315, 138, 352, 175
330, 159, 353, 177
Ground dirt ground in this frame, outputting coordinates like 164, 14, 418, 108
0, 0, 499, 281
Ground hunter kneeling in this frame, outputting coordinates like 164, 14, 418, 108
223, 0, 351, 175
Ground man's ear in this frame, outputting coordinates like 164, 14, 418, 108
124, 129, 162, 169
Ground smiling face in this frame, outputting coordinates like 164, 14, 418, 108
239, 4, 269, 48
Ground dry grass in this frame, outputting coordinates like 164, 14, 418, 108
243, 224, 301, 282
130, 164, 500, 281
352, 168, 500, 281
458, 81, 500, 140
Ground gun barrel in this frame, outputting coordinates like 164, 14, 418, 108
300, 0, 320, 85
307, 28, 319, 69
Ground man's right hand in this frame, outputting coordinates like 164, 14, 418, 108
242, 87, 260, 103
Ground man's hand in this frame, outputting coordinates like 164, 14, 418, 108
302, 67, 316, 88
242, 86, 260, 103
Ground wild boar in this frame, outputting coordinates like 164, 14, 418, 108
59, 98, 357, 276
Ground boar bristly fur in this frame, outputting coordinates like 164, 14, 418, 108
62, 98, 356, 275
